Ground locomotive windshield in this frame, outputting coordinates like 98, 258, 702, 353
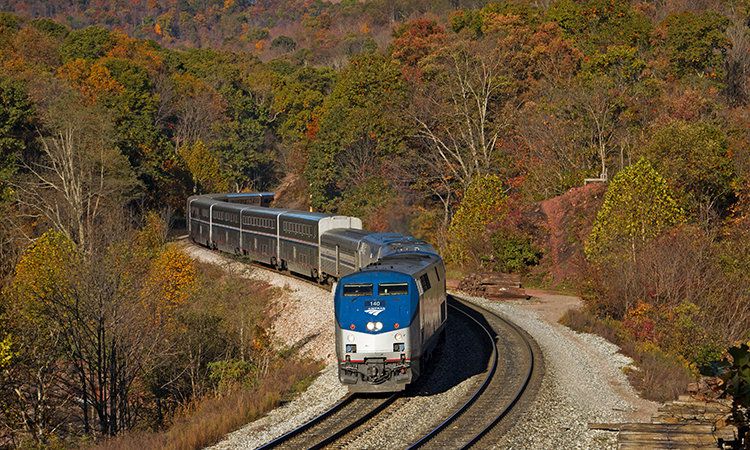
378, 283, 408, 295
343, 283, 373, 297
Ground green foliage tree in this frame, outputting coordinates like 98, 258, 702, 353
643, 120, 735, 218
0, 76, 36, 201
484, 226, 542, 274
59, 25, 115, 62
270, 35, 296, 52
586, 158, 685, 262
306, 53, 407, 212
548, 0, 653, 53
660, 10, 731, 80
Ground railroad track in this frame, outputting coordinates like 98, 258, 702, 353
256, 393, 398, 450
407, 296, 538, 449
252, 295, 539, 449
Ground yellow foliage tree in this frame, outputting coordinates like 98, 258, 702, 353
58, 58, 124, 105
448, 174, 507, 265
11, 230, 78, 314
178, 140, 229, 194
142, 247, 197, 331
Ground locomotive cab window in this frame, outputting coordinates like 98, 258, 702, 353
378, 283, 408, 296
343, 283, 373, 297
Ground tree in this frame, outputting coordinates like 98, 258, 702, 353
5, 218, 200, 439
405, 10, 580, 221
270, 35, 296, 52
548, 0, 653, 53
586, 158, 685, 262
643, 120, 735, 219
659, 10, 731, 80
0, 76, 36, 202
408, 37, 510, 197
169, 73, 226, 151
388, 19, 445, 69
59, 25, 115, 63
306, 53, 408, 212
178, 140, 229, 194
447, 173, 506, 264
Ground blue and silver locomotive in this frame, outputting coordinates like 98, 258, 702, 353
334, 251, 447, 393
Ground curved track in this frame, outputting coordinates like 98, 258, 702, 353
253, 295, 539, 450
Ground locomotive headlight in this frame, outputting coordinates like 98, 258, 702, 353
375, 321, 383, 331
395, 333, 403, 341
346, 344, 357, 353
366, 322, 375, 331
347, 334, 355, 342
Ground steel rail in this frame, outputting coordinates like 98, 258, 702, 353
305, 393, 399, 450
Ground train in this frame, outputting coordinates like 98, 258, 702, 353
186, 192, 447, 392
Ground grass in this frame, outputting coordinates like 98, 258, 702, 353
87, 359, 325, 450
560, 307, 695, 403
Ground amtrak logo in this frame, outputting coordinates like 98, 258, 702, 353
365, 307, 385, 316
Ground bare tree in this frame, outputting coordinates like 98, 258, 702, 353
725, 16, 750, 106
407, 37, 512, 200
13, 90, 138, 256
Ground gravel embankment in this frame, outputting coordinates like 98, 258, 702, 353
182, 240, 659, 450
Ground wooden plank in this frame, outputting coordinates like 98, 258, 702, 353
618, 423, 719, 450
588, 423, 623, 431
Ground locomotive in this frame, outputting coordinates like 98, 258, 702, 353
334, 251, 447, 392
186, 192, 447, 392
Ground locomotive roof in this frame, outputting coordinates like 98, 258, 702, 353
350, 252, 442, 278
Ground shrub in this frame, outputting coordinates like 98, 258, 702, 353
483, 226, 542, 274
560, 307, 696, 402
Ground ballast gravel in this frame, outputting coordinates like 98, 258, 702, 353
182, 241, 659, 450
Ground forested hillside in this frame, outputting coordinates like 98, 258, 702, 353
2, 0, 750, 448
